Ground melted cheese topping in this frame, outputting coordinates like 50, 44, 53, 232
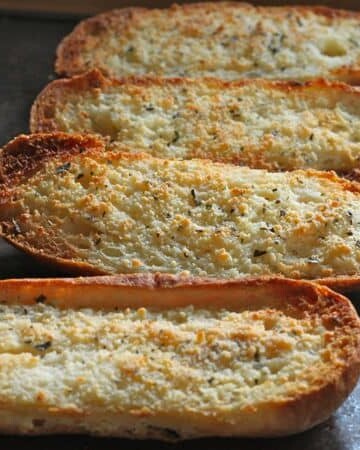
0, 303, 327, 414
46, 78, 360, 171
61, 3, 360, 81
9, 154, 360, 279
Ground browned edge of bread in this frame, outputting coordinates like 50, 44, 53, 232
0, 274, 358, 437
0, 132, 105, 186
54, 2, 360, 84
1, 132, 360, 293
0, 273, 354, 311
29, 68, 360, 130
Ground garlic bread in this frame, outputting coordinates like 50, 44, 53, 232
31, 70, 360, 174
1, 133, 360, 291
56, 3, 360, 83
0, 275, 358, 438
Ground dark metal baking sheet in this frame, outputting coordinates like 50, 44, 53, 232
0, 12, 358, 450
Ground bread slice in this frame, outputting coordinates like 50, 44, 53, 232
0, 274, 358, 438
55, 3, 360, 83
1, 133, 360, 292
31, 70, 360, 175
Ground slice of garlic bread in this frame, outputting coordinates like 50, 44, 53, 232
0, 275, 358, 438
55, 3, 360, 83
1, 133, 360, 291
31, 70, 360, 174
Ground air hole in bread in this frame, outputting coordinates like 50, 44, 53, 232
88, 109, 119, 141
321, 39, 347, 57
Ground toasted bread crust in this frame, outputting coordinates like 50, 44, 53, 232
56, 3, 360, 83
30, 70, 360, 174
1, 133, 360, 291
0, 133, 105, 186
56, 6, 146, 77
0, 274, 356, 317
0, 275, 357, 438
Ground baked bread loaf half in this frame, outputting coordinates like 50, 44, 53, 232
55, 2, 360, 83
0, 275, 358, 438
1, 133, 360, 292
31, 70, 360, 175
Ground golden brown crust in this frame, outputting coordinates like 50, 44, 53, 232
0, 275, 357, 438
55, 3, 360, 83
0, 132, 105, 186
317, 276, 360, 294
0, 273, 351, 311
0, 234, 108, 277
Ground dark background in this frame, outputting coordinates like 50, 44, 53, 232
0, 0, 359, 15
0, 10, 358, 450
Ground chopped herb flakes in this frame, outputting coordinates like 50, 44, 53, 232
229, 109, 241, 120
190, 188, 201, 206
253, 250, 267, 257
172, 130, 180, 144
55, 162, 71, 175
34, 341, 52, 351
